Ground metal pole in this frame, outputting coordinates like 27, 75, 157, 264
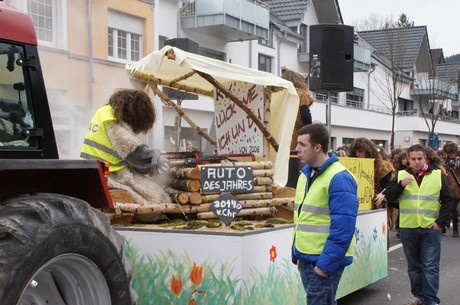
326, 91, 332, 148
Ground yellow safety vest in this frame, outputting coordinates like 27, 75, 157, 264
398, 169, 441, 228
293, 162, 355, 257
80, 105, 128, 172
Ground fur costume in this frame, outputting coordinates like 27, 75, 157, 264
105, 121, 170, 205
280, 67, 315, 150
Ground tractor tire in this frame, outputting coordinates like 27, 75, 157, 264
0, 193, 137, 305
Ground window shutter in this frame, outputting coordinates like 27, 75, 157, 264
108, 10, 143, 35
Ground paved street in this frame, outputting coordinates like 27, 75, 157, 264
338, 228, 460, 305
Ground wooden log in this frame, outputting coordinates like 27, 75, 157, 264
189, 192, 203, 204
201, 192, 273, 203
239, 199, 270, 208
203, 160, 273, 169
196, 207, 275, 220
270, 198, 295, 206
169, 166, 201, 180
170, 160, 186, 167
109, 189, 136, 203
253, 177, 274, 186
114, 202, 210, 215
252, 169, 274, 177
170, 178, 201, 192
164, 187, 190, 204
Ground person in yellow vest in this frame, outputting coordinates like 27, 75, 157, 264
81, 88, 170, 206
385, 144, 452, 305
292, 123, 359, 305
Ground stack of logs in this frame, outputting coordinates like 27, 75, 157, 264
110, 160, 295, 223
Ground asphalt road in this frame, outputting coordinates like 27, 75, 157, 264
337, 228, 460, 305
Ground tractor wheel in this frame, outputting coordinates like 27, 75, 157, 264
0, 193, 137, 305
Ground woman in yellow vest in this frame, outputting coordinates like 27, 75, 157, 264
292, 123, 359, 305
386, 144, 452, 305
81, 89, 170, 206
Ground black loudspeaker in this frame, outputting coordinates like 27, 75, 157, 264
309, 24, 354, 92
163, 38, 199, 54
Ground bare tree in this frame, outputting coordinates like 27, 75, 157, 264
370, 26, 409, 150
416, 67, 458, 147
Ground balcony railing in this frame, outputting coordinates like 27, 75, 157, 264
180, 0, 270, 42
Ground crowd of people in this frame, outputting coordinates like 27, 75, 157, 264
332, 139, 459, 305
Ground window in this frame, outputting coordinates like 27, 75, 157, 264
108, 10, 143, 63
8, 0, 67, 48
0, 42, 36, 148
258, 54, 272, 73
346, 87, 364, 108
258, 25, 273, 48
199, 47, 226, 61
298, 24, 308, 54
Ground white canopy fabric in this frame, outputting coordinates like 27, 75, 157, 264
126, 46, 299, 186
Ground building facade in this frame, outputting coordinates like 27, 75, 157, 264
9, 0, 460, 159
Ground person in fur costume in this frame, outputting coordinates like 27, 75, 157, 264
81, 89, 170, 206
280, 67, 315, 150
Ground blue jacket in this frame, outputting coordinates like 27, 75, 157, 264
292, 152, 359, 274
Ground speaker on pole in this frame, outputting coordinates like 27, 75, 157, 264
309, 24, 354, 92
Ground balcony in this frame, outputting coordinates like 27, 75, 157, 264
410, 78, 457, 100
353, 44, 371, 72
180, 0, 270, 42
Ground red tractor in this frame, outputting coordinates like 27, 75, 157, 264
0, 2, 135, 304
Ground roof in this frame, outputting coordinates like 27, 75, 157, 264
261, 0, 309, 24
126, 46, 299, 186
358, 26, 430, 71
431, 48, 445, 65
434, 63, 460, 81
261, 0, 342, 25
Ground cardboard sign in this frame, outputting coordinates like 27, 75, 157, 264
338, 157, 375, 210
214, 81, 264, 156
209, 193, 243, 225
200, 166, 254, 193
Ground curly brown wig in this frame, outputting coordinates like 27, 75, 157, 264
443, 142, 458, 154
108, 89, 156, 134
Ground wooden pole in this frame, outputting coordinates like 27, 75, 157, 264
195, 70, 279, 152
148, 81, 217, 146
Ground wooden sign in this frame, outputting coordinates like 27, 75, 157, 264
200, 166, 254, 193
209, 193, 243, 225
214, 82, 264, 156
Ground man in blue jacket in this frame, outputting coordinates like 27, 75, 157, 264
292, 123, 359, 305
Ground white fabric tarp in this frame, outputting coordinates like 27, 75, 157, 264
126, 46, 299, 186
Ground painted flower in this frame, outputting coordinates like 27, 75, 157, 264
170, 274, 182, 297
373, 226, 378, 241
190, 261, 203, 286
355, 227, 360, 244
188, 298, 197, 305
382, 222, 386, 235
192, 289, 207, 302
269, 245, 277, 263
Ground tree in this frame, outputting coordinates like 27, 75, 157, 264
394, 13, 414, 28
416, 65, 459, 148
370, 26, 409, 150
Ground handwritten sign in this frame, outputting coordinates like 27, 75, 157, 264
200, 166, 254, 193
214, 81, 264, 156
338, 157, 375, 210
209, 193, 243, 225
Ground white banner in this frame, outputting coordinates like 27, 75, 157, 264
214, 81, 264, 156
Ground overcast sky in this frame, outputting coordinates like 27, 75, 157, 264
338, 0, 460, 57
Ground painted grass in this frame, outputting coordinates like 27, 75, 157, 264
125, 243, 305, 305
